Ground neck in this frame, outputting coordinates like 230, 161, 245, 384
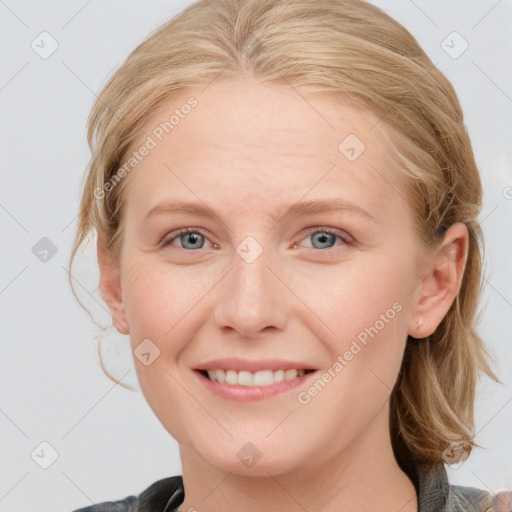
177, 402, 417, 512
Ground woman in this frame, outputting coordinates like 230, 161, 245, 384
69, 0, 509, 510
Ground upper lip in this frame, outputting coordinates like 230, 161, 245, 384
194, 358, 317, 373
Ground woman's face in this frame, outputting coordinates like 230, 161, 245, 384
106, 78, 430, 476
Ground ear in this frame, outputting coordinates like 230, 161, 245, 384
97, 232, 130, 335
407, 223, 469, 339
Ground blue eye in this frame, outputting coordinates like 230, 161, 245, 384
302, 227, 352, 250
309, 231, 336, 249
161, 228, 211, 250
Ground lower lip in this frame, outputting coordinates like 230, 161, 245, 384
194, 370, 317, 402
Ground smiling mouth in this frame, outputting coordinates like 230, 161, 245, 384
197, 368, 316, 387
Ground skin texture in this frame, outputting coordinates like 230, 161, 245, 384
97, 77, 469, 512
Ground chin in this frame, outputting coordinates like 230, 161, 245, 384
192, 437, 307, 477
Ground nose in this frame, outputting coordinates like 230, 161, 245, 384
212, 241, 289, 339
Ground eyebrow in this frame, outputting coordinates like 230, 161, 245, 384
143, 198, 377, 224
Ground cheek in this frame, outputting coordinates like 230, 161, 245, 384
311, 253, 413, 394
121, 263, 205, 443
312, 254, 412, 343
122, 261, 206, 344
131, 361, 198, 445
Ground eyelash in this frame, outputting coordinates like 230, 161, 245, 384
160, 226, 353, 251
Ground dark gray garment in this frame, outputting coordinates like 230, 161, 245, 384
71, 459, 492, 512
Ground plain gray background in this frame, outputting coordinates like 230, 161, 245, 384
1, 0, 511, 510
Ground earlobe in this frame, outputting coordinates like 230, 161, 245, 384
96, 232, 130, 335
407, 223, 469, 339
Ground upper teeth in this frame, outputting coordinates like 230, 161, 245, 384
206, 369, 306, 386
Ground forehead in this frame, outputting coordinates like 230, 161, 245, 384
123, 78, 407, 223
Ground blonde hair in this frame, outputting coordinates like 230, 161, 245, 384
68, 0, 501, 469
